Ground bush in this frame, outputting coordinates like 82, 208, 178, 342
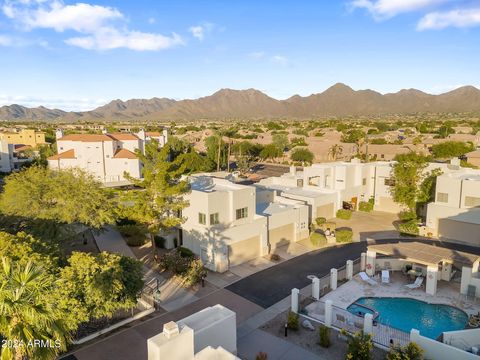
336, 209, 352, 220
117, 224, 147, 247
335, 228, 353, 243
182, 258, 207, 287
397, 220, 419, 236
315, 217, 327, 226
291, 148, 314, 163
287, 311, 299, 331
159, 250, 189, 274
159, 250, 207, 287
310, 232, 327, 247
387, 342, 424, 360
270, 253, 281, 261
178, 246, 194, 258
358, 200, 374, 212
319, 326, 331, 348
154, 235, 166, 248
342, 330, 373, 360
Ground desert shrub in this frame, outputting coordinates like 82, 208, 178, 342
397, 219, 419, 236
159, 250, 206, 287
293, 129, 309, 136
255, 352, 268, 360
358, 200, 374, 212
310, 232, 327, 247
178, 246, 194, 258
342, 330, 373, 360
290, 137, 308, 147
117, 224, 147, 247
335, 228, 353, 243
318, 326, 331, 348
314, 131, 324, 137
287, 311, 299, 331
291, 148, 314, 163
386, 342, 424, 360
398, 210, 416, 221
315, 217, 327, 226
336, 209, 352, 220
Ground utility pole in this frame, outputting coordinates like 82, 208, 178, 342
227, 140, 231, 172
216, 135, 221, 171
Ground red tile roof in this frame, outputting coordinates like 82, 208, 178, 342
108, 133, 139, 141
58, 134, 113, 142
47, 149, 76, 160
113, 148, 138, 159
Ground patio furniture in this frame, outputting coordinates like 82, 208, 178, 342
382, 270, 390, 284
405, 276, 424, 289
407, 268, 422, 280
359, 271, 377, 286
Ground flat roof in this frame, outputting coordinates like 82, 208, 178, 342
256, 202, 295, 216
368, 242, 479, 268
190, 176, 246, 193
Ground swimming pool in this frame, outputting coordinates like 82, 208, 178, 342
347, 297, 468, 339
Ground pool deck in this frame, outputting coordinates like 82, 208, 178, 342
315, 271, 480, 316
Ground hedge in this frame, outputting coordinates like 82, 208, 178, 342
335, 229, 353, 243
336, 209, 352, 220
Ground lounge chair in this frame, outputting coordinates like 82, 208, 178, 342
359, 271, 377, 286
382, 270, 390, 284
405, 276, 424, 289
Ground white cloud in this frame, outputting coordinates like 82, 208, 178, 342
349, 0, 448, 19
1, 0, 183, 51
148, 17, 156, 24
0, 94, 108, 111
271, 55, 289, 66
0, 34, 12, 46
66, 28, 183, 51
417, 8, 480, 30
188, 22, 214, 41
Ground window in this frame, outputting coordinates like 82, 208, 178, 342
465, 196, 480, 207
297, 179, 304, 187
384, 178, 395, 187
437, 192, 449, 203
381, 154, 385, 159
362, 178, 367, 186
236, 207, 248, 220
210, 213, 219, 225
198, 213, 206, 225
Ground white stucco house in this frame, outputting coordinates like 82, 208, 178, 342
181, 175, 309, 272
47, 129, 168, 186
0, 140, 14, 173
426, 169, 480, 247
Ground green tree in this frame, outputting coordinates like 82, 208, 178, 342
341, 129, 365, 144
121, 140, 190, 259
0, 166, 115, 229
291, 148, 314, 163
0, 258, 69, 360
55, 252, 144, 329
436, 124, 454, 139
260, 144, 282, 160
204, 135, 228, 170
387, 342, 424, 360
175, 150, 215, 174
390, 153, 429, 214
431, 141, 474, 159
272, 133, 289, 151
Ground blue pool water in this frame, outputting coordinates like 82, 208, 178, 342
347, 297, 468, 339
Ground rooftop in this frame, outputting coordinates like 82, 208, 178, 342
190, 176, 247, 193
256, 202, 296, 216
113, 148, 138, 159
108, 133, 139, 141
58, 134, 113, 142
368, 242, 479, 267
47, 149, 76, 160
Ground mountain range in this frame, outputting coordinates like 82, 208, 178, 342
1, 83, 480, 122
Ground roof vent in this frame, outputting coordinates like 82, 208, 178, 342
163, 321, 179, 339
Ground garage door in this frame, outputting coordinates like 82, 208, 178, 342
439, 219, 480, 247
269, 223, 294, 250
228, 236, 260, 267
316, 203, 334, 219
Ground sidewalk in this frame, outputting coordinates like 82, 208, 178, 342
93, 226, 136, 258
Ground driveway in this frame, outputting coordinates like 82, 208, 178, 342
226, 238, 480, 308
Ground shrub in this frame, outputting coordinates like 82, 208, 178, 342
386, 342, 424, 360
255, 352, 268, 360
335, 228, 353, 243
159, 250, 207, 287
310, 232, 327, 247
291, 148, 314, 163
287, 311, 299, 331
314, 131, 324, 137
319, 326, 331, 348
336, 209, 352, 220
358, 200, 374, 212
182, 258, 207, 287
178, 246, 194, 258
154, 235, 166, 248
315, 217, 327, 226
270, 253, 281, 261
159, 250, 189, 274
342, 330, 373, 360
397, 220, 419, 236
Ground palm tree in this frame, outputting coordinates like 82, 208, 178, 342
328, 144, 343, 161
0, 258, 69, 360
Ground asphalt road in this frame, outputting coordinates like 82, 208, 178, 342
226, 238, 480, 308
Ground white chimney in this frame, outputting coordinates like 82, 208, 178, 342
137, 128, 146, 141
162, 129, 169, 145
163, 321, 179, 339
450, 157, 460, 166
55, 129, 64, 140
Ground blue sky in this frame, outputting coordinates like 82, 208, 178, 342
0, 0, 479, 111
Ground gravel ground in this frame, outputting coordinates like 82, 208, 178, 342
260, 311, 387, 360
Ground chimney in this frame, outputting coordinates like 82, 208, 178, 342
163, 321, 179, 339
162, 129, 169, 145
137, 128, 146, 141
55, 129, 64, 140
290, 165, 296, 175
102, 128, 108, 134
450, 158, 460, 166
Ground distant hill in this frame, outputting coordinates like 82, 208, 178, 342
2, 83, 480, 121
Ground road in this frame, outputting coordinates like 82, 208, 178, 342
226, 238, 480, 308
